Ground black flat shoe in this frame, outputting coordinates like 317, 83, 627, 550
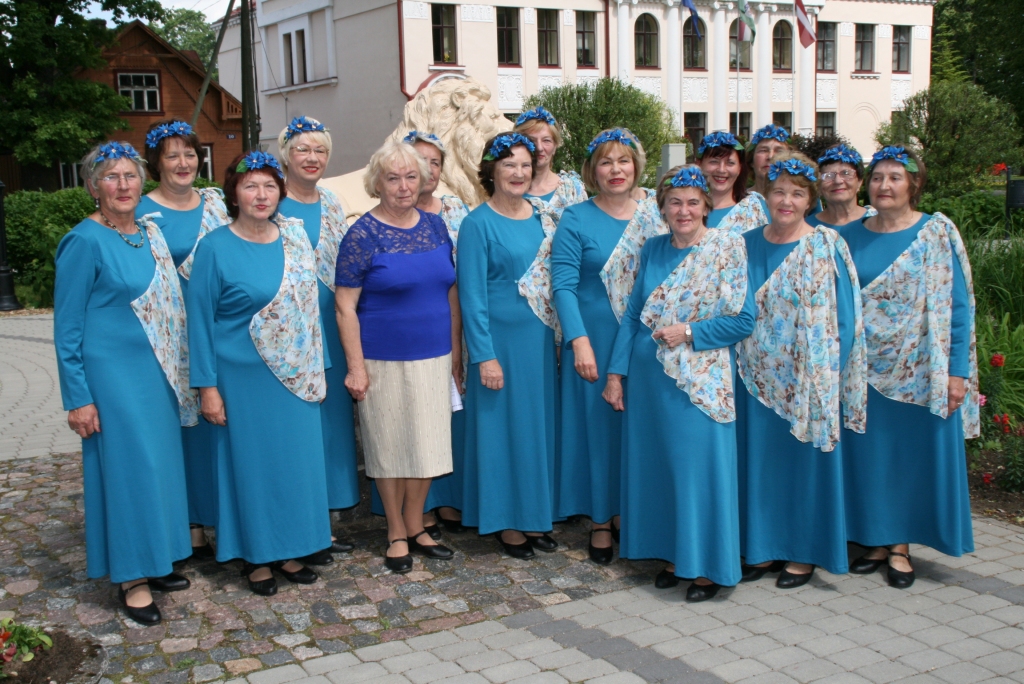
849, 554, 887, 575
741, 560, 786, 583
611, 522, 620, 544
329, 539, 355, 553
408, 531, 454, 559
776, 565, 815, 588
495, 532, 534, 559
271, 561, 318, 584
242, 564, 277, 596
887, 551, 915, 589
297, 549, 334, 566
118, 583, 161, 625
148, 572, 190, 592
526, 533, 557, 552
423, 524, 443, 542
384, 539, 413, 574
436, 510, 468, 534
189, 543, 215, 560
588, 530, 613, 565
655, 569, 680, 589
686, 581, 722, 602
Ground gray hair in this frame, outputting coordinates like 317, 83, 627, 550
363, 140, 429, 199
79, 142, 147, 193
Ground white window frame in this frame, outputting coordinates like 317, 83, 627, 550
59, 162, 82, 189
278, 15, 313, 86
118, 72, 161, 112
200, 146, 214, 182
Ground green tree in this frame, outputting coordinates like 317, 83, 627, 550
931, 24, 968, 84
151, 8, 217, 69
0, 0, 163, 167
521, 79, 680, 188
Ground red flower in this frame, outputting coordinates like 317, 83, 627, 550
1005, 425, 1012, 434
991, 353, 1006, 367
983, 472, 994, 484
1004, 414, 1011, 424
992, 163, 1008, 176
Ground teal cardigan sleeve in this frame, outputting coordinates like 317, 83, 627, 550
53, 230, 97, 410
948, 255, 970, 378
186, 238, 221, 388
691, 267, 757, 351
606, 244, 651, 377
551, 210, 588, 344
455, 214, 497, 364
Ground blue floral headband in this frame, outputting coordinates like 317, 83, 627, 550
586, 128, 639, 157
483, 133, 535, 161
284, 116, 326, 142
750, 124, 791, 147
235, 150, 283, 178
697, 131, 745, 157
403, 130, 446, 153
818, 144, 863, 168
93, 142, 143, 167
768, 158, 818, 183
145, 121, 193, 149
869, 145, 919, 173
516, 107, 558, 128
663, 166, 709, 192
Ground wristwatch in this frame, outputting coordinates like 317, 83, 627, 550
684, 324, 693, 345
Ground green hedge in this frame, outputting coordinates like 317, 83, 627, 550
918, 190, 1009, 239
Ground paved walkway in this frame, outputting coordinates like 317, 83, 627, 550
1, 314, 1023, 684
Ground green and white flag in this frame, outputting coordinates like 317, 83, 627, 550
737, 0, 756, 41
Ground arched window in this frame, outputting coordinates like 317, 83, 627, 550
773, 21, 793, 70
729, 19, 751, 69
683, 17, 706, 69
635, 13, 659, 67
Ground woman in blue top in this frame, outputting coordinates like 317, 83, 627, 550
749, 124, 791, 215
136, 120, 231, 559
604, 165, 754, 601
188, 151, 331, 596
696, 132, 768, 233
336, 140, 458, 574
552, 128, 662, 564
275, 117, 358, 566
840, 147, 977, 589
458, 133, 560, 559
515, 107, 587, 219
55, 142, 194, 625
735, 152, 867, 588
809, 144, 876, 229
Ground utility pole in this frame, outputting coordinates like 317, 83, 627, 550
191, 0, 237, 128
239, 0, 260, 151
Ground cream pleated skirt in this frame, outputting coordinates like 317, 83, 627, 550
358, 354, 453, 479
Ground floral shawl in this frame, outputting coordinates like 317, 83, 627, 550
736, 226, 868, 451
176, 188, 232, 280
528, 170, 588, 222
599, 198, 668, 321
313, 187, 350, 290
249, 217, 326, 402
439, 195, 470, 264
640, 229, 749, 423
131, 216, 200, 426
716, 192, 770, 236
860, 212, 979, 438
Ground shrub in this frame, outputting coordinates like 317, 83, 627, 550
918, 190, 1008, 239
521, 78, 681, 188
791, 132, 856, 165
977, 314, 1024, 420
965, 229, 1024, 327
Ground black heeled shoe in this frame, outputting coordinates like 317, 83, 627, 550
588, 530, 614, 565
407, 531, 454, 559
119, 582, 161, 625
435, 509, 468, 534
330, 539, 355, 553
423, 524, 443, 542
297, 549, 334, 566
776, 564, 815, 588
495, 532, 534, 559
686, 581, 722, 602
242, 564, 277, 596
887, 551, 915, 589
526, 533, 557, 552
189, 543, 215, 560
654, 569, 680, 589
611, 521, 620, 544
740, 560, 786, 583
384, 539, 413, 574
849, 553, 888, 575
148, 572, 190, 592
271, 560, 318, 584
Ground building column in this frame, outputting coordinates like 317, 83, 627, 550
755, 7, 771, 128
797, 40, 814, 134
711, 3, 728, 131
666, 0, 681, 131
617, 0, 631, 81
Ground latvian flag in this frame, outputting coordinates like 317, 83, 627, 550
737, 0, 756, 41
795, 0, 817, 47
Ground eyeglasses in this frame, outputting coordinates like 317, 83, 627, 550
99, 173, 141, 184
293, 146, 328, 157
821, 170, 857, 182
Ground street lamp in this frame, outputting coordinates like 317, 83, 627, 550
0, 179, 24, 311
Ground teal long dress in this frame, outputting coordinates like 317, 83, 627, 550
457, 203, 559, 534
277, 197, 360, 511
736, 228, 857, 575
136, 195, 217, 526
839, 216, 974, 556
551, 199, 629, 523
187, 227, 332, 563
54, 219, 191, 583
609, 234, 755, 585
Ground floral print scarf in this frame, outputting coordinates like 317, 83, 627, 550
736, 226, 868, 452
599, 198, 668, 321
860, 212, 979, 438
439, 195, 469, 264
313, 187, 350, 290
249, 217, 327, 402
176, 187, 232, 280
640, 229, 749, 423
131, 216, 200, 426
716, 192, 770, 236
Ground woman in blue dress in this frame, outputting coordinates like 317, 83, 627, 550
553, 128, 663, 564
604, 165, 754, 600
458, 133, 560, 558
696, 132, 768, 233
515, 107, 587, 219
55, 142, 194, 625
136, 120, 231, 558
808, 144, 876, 229
840, 147, 976, 589
187, 151, 331, 596
735, 152, 867, 588
275, 117, 359, 566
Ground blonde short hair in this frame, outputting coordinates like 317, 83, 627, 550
277, 119, 332, 169
514, 118, 563, 148
581, 134, 647, 195
765, 151, 820, 213
363, 140, 430, 198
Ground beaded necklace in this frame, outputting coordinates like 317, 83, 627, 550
100, 212, 145, 248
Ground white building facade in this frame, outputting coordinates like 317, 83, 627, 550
217, 0, 934, 175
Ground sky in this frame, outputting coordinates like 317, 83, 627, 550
86, 0, 236, 25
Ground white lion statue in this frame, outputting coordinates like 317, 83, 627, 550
319, 76, 512, 220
